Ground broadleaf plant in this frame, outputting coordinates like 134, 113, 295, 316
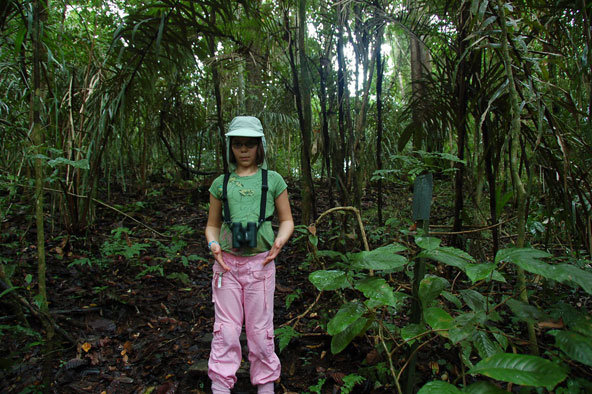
307, 232, 592, 393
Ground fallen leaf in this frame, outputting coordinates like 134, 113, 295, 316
89, 318, 116, 332
276, 283, 293, 293
326, 370, 346, 385
156, 380, 178, 394
87, 352, 101, 365
81, 342, 92, 353
64, 358, 87, 370
538, 317, 564, 329
123, 340, 133, 353
364, 348, 381, 365
115, 375, 134, 384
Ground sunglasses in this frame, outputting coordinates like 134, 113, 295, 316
231, 139, 259, 149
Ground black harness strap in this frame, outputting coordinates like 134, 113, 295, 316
259, 169, 269, 227
222, 169, 272, 228
222, 173, 232, 226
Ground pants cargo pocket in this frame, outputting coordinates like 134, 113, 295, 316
265, 328, 275, 357
211, 322, 224, 361
250, 263, 275, 310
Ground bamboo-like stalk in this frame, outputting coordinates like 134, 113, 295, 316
495, 0, 539, 355
31, 1, 57, 391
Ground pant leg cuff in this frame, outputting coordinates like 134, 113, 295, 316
211, 381, 231, 394
257, 381, 275, 394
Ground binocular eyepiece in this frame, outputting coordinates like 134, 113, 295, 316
231, 222, 257, 248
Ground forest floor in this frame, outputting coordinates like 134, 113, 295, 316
1, 178, 483, 394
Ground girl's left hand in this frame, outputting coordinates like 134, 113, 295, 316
263, 238, 285, 266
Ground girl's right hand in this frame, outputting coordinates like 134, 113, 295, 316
210, 242, 230, 272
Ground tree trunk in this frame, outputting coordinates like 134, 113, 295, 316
139, 117, 148, 192
482, 117, 499, 255
238, 59, 246, 114
376, 30, 384, 227
207, 12, 227, 173
409, 35, 426, 151
335, 4, 349, 205
496, 0, 538, 355
583, 0, 592, 143
31, 1, 56, 391
296, 0, 316, 224
319, 52, 333, 206
451, 4, 471, 247
351, 22, 381, 209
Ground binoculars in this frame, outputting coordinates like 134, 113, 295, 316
231, 222, 258, 248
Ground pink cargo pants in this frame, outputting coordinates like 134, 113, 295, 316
208, 251, 280, 390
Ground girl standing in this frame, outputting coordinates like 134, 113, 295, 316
205, 116, 294, 394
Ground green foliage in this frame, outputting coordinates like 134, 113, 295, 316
285, 288, 302, 309
0, 284, 19, 299
308, 230, 592, 391
165, 272, 190, 285
468, 353, 567, 390
101, 227, 149, 260
372, 150, 465, 184
304, 378, 326, 394
274, 326, 300, 353
340, 373, 366, 394
67, 257, 94, 268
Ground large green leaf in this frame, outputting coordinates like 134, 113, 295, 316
468, 353, 567, 389
418, 246, 475, 270
350, 244, 408, 271
309, 270, 350, 291
490, 327, 509, 351
419, 275, 450, 308
497, 248, 592, 294
442, 290, 462, 308
417, 381, 462, 394
355, 277, 407, 308
550, 302, 592, 336
327, 301, 366, 336
506, 298, 548, 323
415, 236, 441, 250
495, 247, 551, 265
554, 330, 592, 367
401, 323, 428, 345
449, 311, 486, 344
471, 331, 502, 359
424, 307, 454, 335
547, 263, 592, 295
47, 157, 90, 169
330, 316, 369, 354
465, 263, 506, 283
460, 289, 487, 312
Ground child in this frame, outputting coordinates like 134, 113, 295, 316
205, 116, 294, 394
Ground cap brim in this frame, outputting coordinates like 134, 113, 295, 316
225, 129, 263, 137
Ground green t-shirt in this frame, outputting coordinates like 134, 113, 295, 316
209, 168, 288, 256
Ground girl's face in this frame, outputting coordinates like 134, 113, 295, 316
230, 137, 260, 170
